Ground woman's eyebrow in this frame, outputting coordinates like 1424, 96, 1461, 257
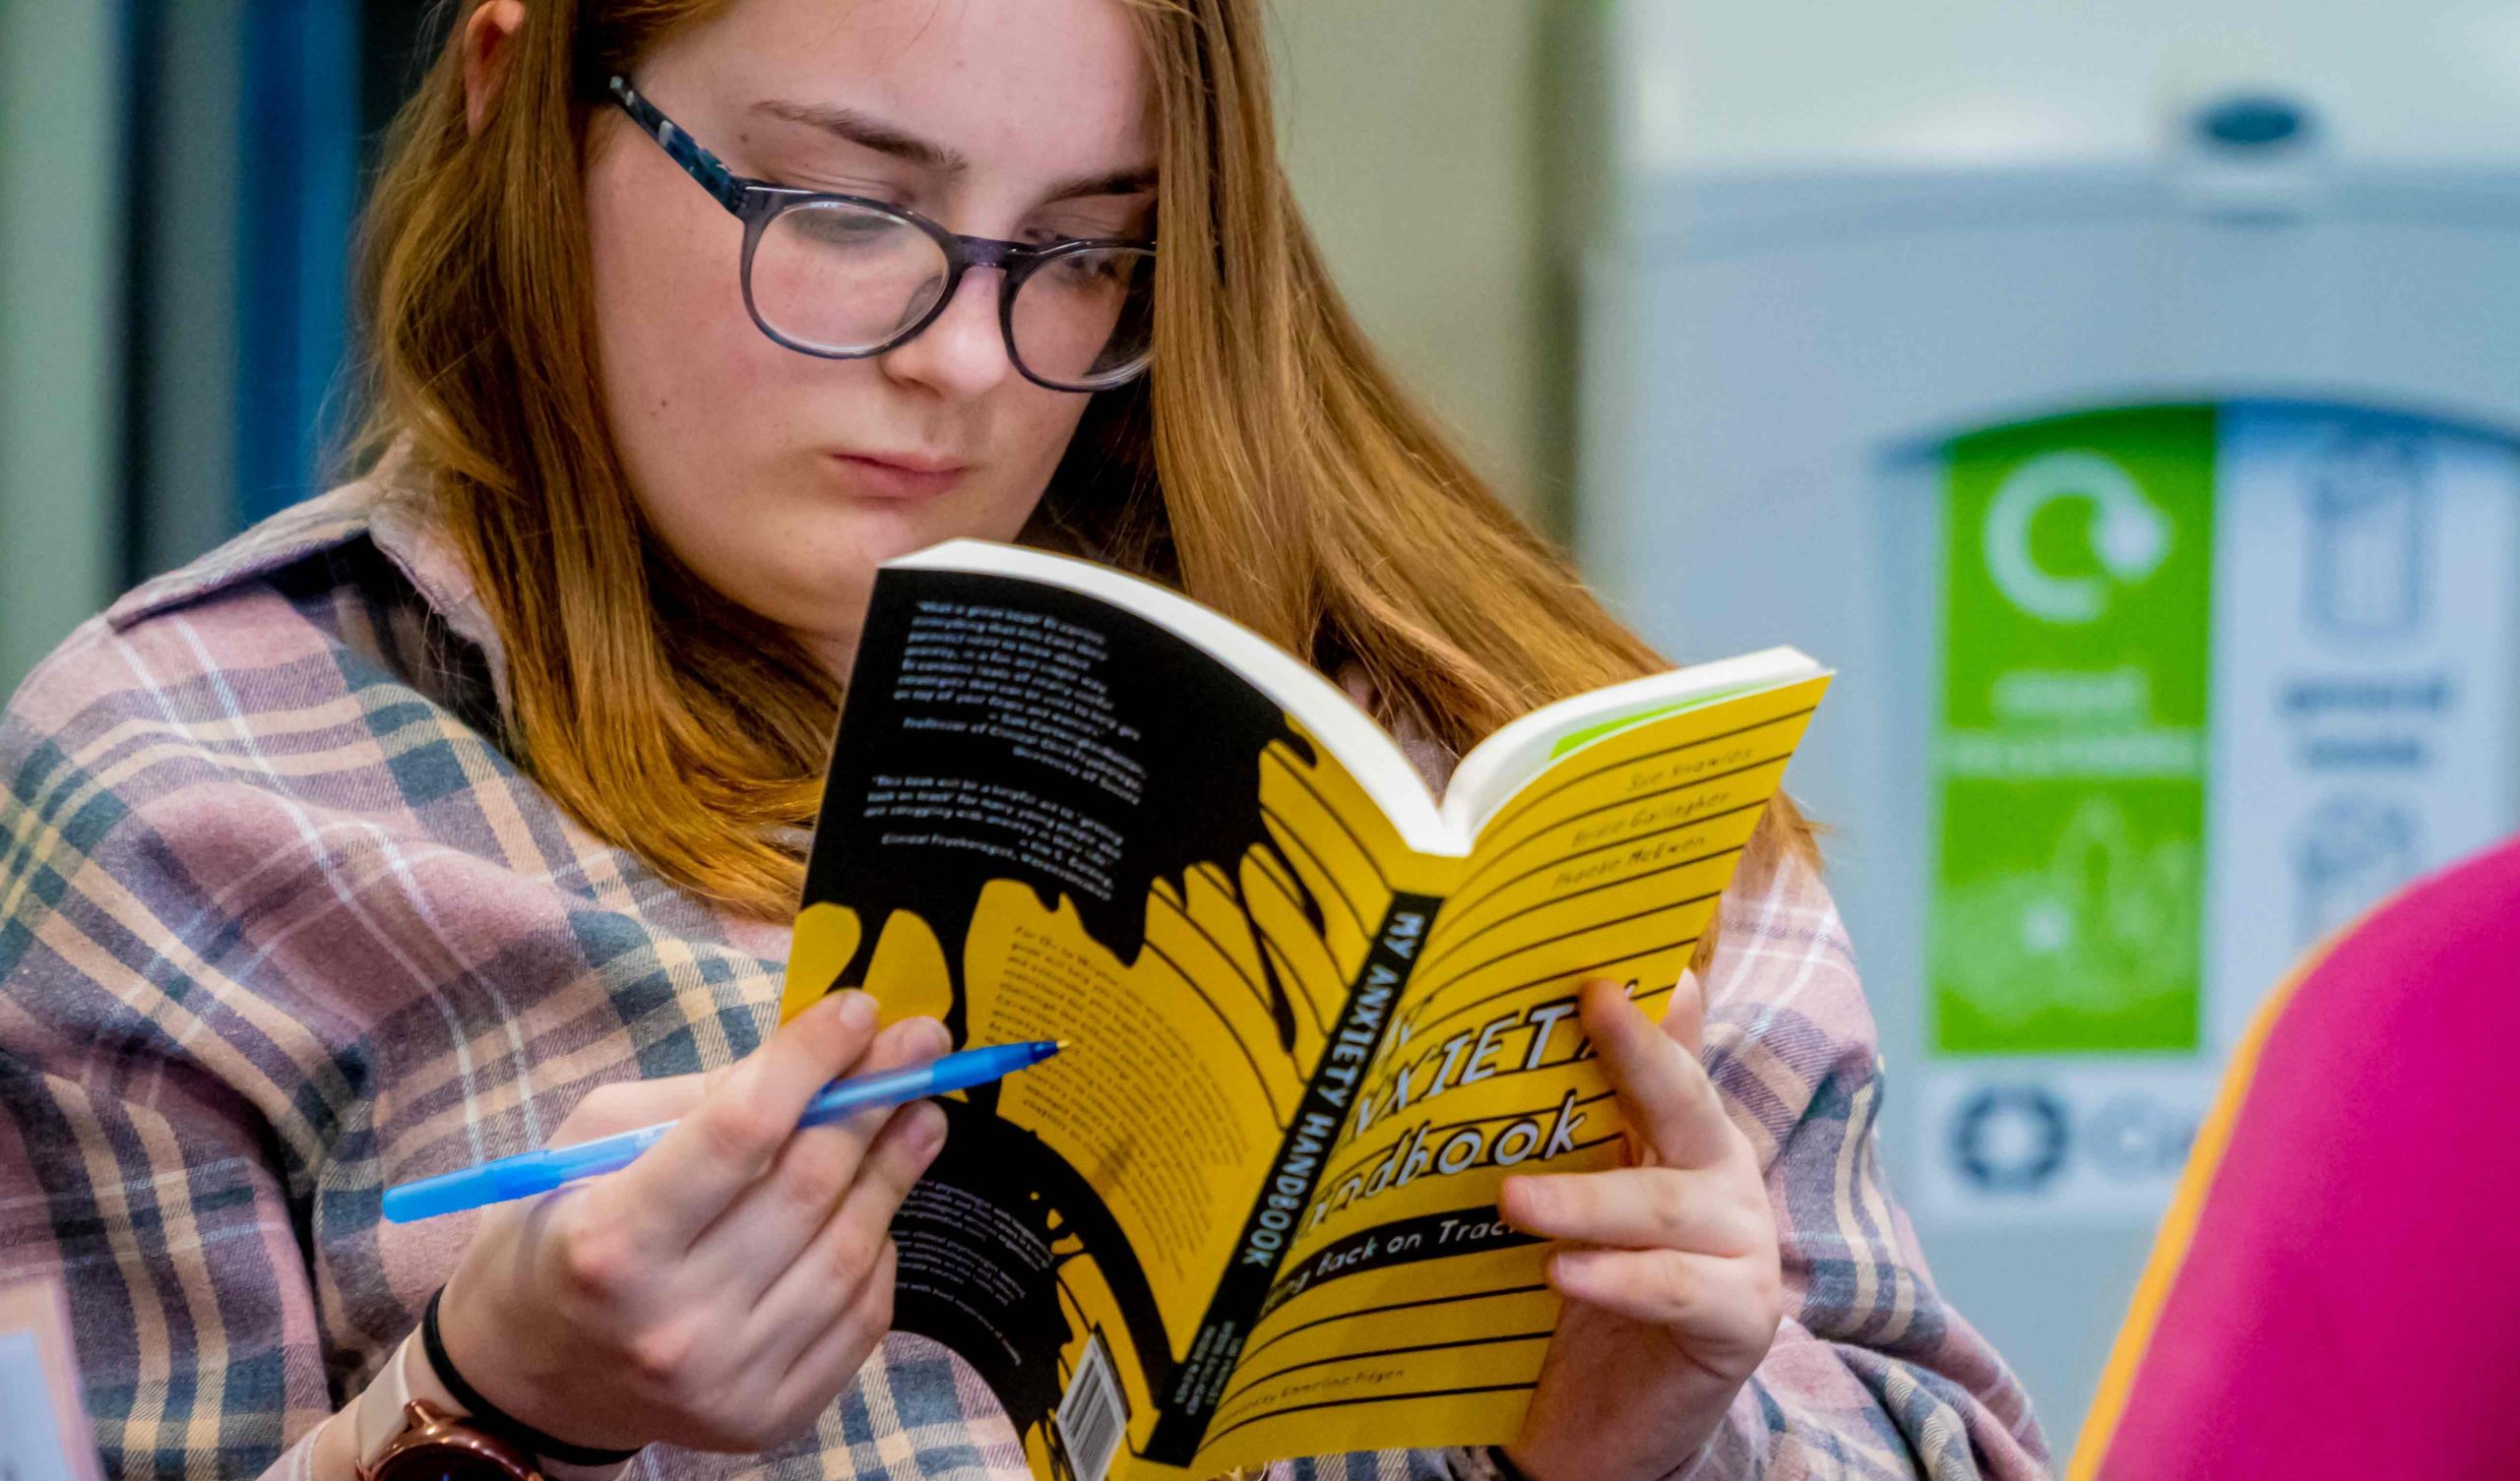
1042, 165, 1159, 204
751, 98, 1154, 208
750, 98, 968, 176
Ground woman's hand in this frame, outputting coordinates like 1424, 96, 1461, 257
435, 990, 949, 1453
1498, 973, 1784, 1481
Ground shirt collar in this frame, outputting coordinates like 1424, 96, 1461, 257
106, 442, 516, 717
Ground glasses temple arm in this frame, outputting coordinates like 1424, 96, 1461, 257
607, 75, 746, 216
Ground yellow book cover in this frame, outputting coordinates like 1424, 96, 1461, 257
780, 539, 1830, 1481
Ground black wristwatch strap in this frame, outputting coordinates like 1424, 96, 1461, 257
421, 1288, 643, 1467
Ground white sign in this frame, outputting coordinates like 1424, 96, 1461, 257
2206, 405, 2520, 1046
1916, 1064, 2209, 1220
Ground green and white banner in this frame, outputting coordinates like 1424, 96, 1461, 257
1917, 402, 2518, 1222
1930, 408, 2214, 1057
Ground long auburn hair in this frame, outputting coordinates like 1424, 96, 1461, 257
355, 0, 1814, 957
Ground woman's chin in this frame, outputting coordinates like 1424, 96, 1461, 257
804, 484, 1017, 561
679, 491, 1040, 662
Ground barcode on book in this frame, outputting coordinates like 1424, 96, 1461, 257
1055, 1330, 1128, 1481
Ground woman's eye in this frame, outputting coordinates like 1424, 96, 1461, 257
804, 212, 884, 237
1040, 252, 1132, 288
784, 207, 914, 251
1025, 228, 1118, 250
762, 169, 916, 210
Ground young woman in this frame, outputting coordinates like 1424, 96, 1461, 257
0, 2, 2045, 1479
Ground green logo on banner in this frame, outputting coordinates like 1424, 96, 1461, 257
1931, 407, 2212, 1054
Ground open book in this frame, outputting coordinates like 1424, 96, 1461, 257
779, 540, 1830, 1481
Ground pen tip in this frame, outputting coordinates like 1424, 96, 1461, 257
1053, 1039, 1072, 1051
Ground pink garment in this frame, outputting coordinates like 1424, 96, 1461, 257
2080, 833, 2520, 1479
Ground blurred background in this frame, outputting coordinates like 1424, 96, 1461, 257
10, 0, 2520, 1453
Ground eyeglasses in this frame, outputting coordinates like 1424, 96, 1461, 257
607, 76, 1156, 394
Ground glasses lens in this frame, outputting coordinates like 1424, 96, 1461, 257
749, 201, 951, 354
1009, 245, 1156, 391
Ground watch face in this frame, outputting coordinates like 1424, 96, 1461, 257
371, 1443, 532, 1481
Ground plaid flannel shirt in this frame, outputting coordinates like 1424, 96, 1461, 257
0, 463, 2047, 1481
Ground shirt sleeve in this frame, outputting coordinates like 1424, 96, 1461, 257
0, 625, 339, 1481
1671, 847, 2048, 1480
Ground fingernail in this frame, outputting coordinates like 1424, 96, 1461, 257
915, 1017, 952, 1056
912, 1102, 948, 1156
1551, 1250, 1602, 1287
836, 992, 877, 1032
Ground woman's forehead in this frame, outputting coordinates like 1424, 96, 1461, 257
682, 0, 1159, 178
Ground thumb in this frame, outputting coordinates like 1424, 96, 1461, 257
548, 1073, 713, 1147
1661, 967, 1708, 1061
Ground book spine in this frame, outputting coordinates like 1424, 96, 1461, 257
1142, 892, 1444, 1464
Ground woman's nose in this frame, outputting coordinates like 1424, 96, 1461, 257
878, 268, 1017, 400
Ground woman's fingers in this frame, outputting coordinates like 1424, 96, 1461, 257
1545, 1246, 1782, 1364
827, 1098, 947, 1239
1579, 978, 1734, 1171
694, 1015, 949, 1297
745, 1099, 944, 1368
764, 1237, 901, 1434
1499, 1165, 1766, 1256
595, 990, 881, 1254
1661, 968, 1707, 1060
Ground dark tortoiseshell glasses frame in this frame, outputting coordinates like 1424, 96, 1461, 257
606, 75, 1157, 393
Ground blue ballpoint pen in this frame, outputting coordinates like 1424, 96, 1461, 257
380, 1038, 1064, 1222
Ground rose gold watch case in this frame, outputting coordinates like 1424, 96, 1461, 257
359, 1399, 544, 1481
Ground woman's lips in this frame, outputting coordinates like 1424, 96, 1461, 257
830, 452, 969, 501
